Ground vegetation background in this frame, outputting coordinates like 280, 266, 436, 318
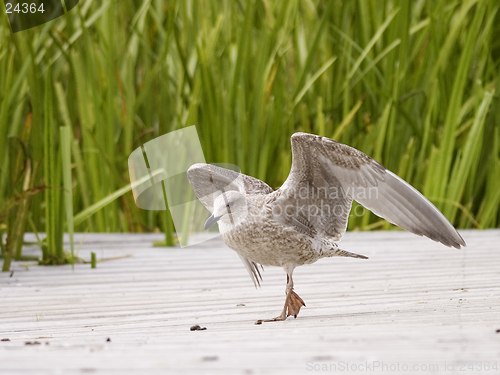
1, 0, 499, 268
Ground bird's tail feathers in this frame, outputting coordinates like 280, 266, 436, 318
332, 245, 368, 259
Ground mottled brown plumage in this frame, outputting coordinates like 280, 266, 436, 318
187, 133, 465, 323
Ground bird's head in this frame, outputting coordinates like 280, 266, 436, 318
204, 190, 249, 231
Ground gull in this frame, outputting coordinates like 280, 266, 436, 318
187, 133, 465, 323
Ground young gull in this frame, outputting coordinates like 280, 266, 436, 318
187, 133, 466, 323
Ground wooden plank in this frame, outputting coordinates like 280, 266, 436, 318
0, 229, 499, 374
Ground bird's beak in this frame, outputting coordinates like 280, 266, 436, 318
204, 213, 221, 230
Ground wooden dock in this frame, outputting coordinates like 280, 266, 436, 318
1, 230, 499, 374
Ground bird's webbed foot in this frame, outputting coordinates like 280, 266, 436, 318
255, 289, 306, 324
286, 290, 306, 318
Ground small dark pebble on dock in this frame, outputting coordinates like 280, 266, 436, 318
255, 320, 263, 325
190, 325, 206, 331
106, 338, 111, 342
496, 329, 500, 333
25, 341, 41, 345
1, 339, 10, 342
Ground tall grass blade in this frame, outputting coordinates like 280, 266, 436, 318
60, 126, 74, 262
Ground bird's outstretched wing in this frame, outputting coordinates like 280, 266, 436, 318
273, 133, 465, 249
187, 163, 273, 213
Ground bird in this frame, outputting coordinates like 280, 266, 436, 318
186, 132, 466, 324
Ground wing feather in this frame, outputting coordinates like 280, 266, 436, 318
238, 254, 263, 288
187, 163, 273, 213
277, 133, 465, 248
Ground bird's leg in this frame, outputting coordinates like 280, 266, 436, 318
285, 274, 306, 318
255, 273, 306, 324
